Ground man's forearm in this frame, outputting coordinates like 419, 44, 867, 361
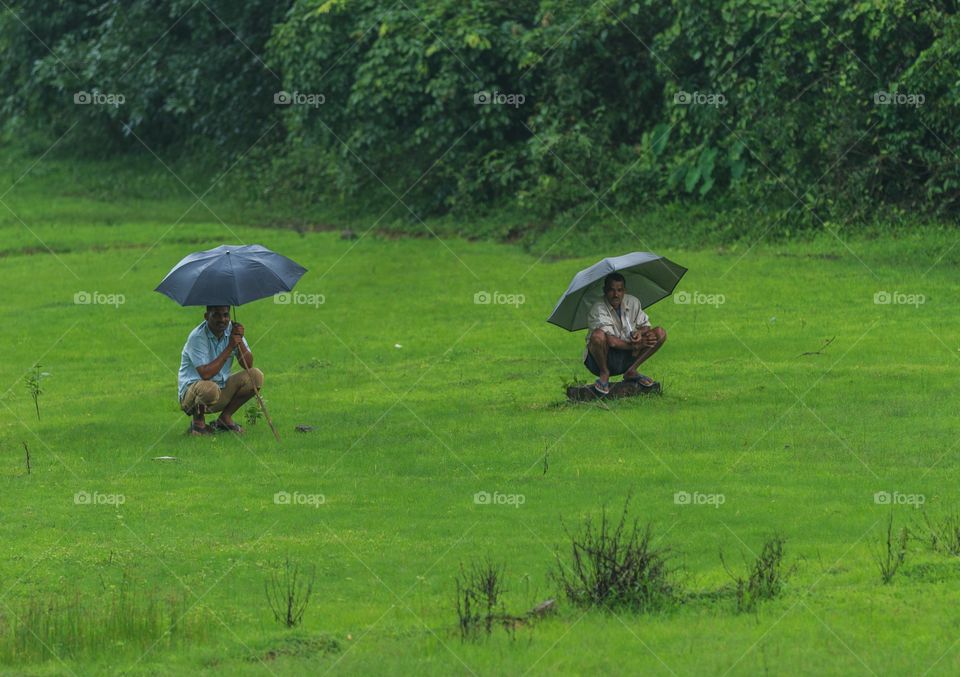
235, 344, 254, 369
197, 346, 235, 380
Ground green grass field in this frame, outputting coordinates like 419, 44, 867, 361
2, 161, 960, 675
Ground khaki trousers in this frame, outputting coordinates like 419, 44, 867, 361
180, 369, 264, 414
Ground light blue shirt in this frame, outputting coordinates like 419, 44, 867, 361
178, 321, 250, 400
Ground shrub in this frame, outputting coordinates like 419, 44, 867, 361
553, 496, 675, 612
265, 558, 315, 629
455, 560, 508, 640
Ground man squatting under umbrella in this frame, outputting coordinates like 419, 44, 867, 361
178, 305, 264, 435
584, 273, 667, 395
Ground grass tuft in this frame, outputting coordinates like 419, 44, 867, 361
721, 535, 792, 613
875, 515, 909, 585
0, 583, 208, 663
918, 511, 960, 556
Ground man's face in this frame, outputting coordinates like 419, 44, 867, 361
205, 306, 231, 335
604, 281, 626, 308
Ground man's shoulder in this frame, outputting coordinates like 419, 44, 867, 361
184, 322, 208, 343
624, 293, 642, 305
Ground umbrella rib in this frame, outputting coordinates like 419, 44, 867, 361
227, 249, 241, 306
240, 256, 302, 295
155, 250, 220, 290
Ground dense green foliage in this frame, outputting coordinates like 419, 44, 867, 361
3, 0, 959, 230
0, 0, 289, 150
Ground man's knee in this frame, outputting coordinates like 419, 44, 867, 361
239, 368, 264, 393
183, 380, 220, 412
588, 329, 607, 346
196, 380, 220, 403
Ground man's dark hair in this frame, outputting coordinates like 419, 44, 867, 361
205, 305, 230, 312
603, 273, 626, 291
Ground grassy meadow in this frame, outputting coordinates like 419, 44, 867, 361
1, 158, 959, 675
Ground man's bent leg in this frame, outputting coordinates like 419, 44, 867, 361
215, 369, 264, 426
587, 329, 611, 383
180, 381, 221, 433
625, 327, 667, 376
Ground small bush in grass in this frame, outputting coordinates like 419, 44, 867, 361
918, 511, 960, 556
24, 363, 47, 421
721, 535, 792, 613
455, 560, 507, 640
875, 514, 909, 584
244, 404, 263, 427
265, 558, 315, 629
553, 497, 675, 612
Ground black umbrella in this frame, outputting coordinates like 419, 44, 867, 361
155, 244, 307, 307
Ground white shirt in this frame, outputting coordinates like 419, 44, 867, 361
586, 294, 651, 343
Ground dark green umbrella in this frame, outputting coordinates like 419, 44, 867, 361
547, 252, 686, 331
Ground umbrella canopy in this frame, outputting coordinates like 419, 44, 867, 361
155, 244, 307, 307
547, 252, 687, 331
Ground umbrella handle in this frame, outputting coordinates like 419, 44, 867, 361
232, 307, 281, 443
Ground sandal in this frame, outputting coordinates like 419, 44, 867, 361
210, 418, 244, 434
187, 421, 213, 436
624, 373, 655, 387
592, 379, 610, 396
